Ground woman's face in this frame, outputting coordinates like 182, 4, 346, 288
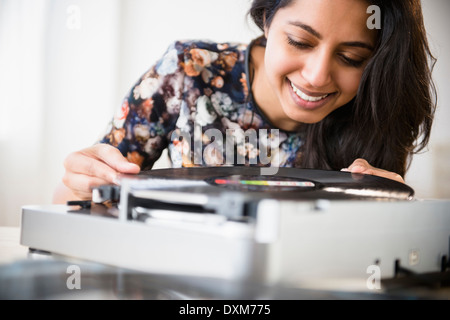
264, 0, 377, 124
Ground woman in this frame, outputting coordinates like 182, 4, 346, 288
53, 0, 436, 203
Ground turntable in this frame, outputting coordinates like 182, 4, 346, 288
20, 167, 450, 295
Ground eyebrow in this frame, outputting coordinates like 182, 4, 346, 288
289, 21, 322, 39
288, 21, 374, 51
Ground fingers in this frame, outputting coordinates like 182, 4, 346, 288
62, 144, 141, 200
62, 172, 112, 200
84, 144, 141, 174
64, 144, 140, 179
346, 158, 371, 173
342, 158, 405, 184
64, 151, 119, 184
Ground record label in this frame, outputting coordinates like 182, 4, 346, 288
206, 174, 318, 192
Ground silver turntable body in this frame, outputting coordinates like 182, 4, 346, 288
20, 168, 450, 293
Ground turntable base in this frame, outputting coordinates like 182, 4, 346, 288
20, 199, 450, 289
13, 168, 450, 300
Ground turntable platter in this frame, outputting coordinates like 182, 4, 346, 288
128, 167, 415, 200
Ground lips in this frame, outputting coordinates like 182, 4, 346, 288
290, 81, 329, 102
287, 79, 336, 111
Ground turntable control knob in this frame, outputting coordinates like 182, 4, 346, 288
92, 185, 121, 204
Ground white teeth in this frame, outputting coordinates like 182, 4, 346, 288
290, 82, 328, 102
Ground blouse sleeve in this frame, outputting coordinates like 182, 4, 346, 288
99, 42, 185, 170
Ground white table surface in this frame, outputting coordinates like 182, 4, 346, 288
0, 227, 29, 265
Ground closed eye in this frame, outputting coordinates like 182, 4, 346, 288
287, 37, 312, 49
339, 55, 365, 68
287, 36, 367, 68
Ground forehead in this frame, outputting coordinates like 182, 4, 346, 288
273, 0, 376, 43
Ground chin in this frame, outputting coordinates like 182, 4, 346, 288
285, 109, 329, 125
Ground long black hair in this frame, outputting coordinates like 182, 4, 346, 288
249, 0, 437, 177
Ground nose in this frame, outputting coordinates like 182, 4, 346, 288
300, 49, 333, 89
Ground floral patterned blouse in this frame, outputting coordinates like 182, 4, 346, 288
100, 37, 303, 170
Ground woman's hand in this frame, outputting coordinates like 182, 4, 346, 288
341, 158, 405, 184
53, 144, 141, 203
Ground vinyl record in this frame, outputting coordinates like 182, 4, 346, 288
134, 167, 414, 201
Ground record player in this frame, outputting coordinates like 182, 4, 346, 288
20, 167, 450, 293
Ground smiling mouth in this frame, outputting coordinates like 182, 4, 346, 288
290, 81, 330, 102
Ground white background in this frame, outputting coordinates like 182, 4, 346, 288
0, 0, 449, 226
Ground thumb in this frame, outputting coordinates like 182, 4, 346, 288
117, 160, 141, 174
91, 144, 141, 174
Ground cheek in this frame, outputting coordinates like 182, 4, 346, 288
265, 50, 298, 87
337, 70, 363, 98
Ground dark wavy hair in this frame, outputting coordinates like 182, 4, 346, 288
249, 0, 437, 177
